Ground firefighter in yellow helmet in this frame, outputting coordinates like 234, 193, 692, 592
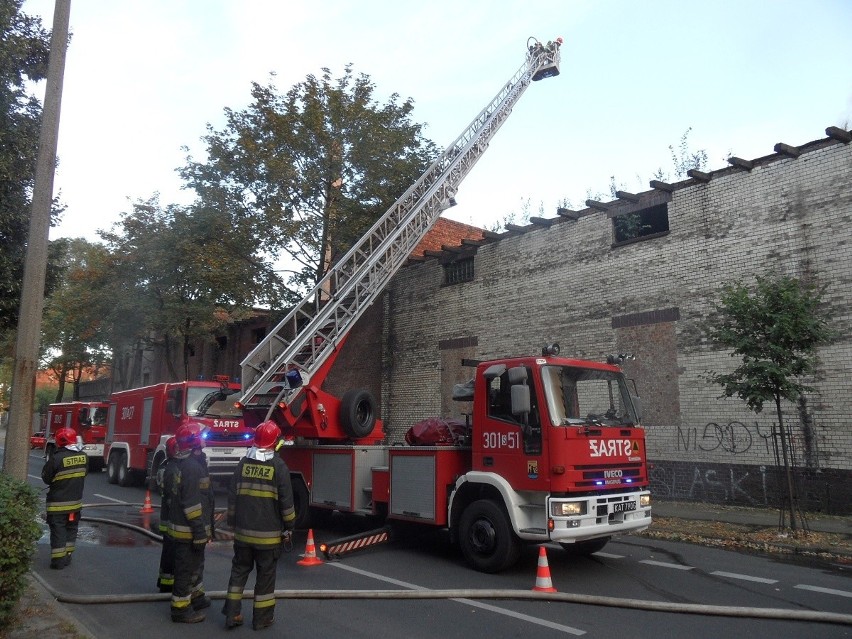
41, 427, 87, 569
222, 420, 296, 630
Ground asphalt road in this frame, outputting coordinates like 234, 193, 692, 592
14, 448, 852, 638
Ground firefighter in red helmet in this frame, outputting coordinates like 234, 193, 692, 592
222, 420, 296, 630
167, 423, 215, 623
156, 436, 179, 592
41, 427, 87, 569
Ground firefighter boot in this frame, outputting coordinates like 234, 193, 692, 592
191, 593, 212, 610
49, 559, 64, 570
225, 614, 244, 629
252, 614, 274, 631
171, 605, 205, 624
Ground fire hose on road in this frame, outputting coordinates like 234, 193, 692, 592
28, 506, 851, 627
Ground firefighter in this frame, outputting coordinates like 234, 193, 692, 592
168, 423, 214, 623
222, 420, 296, 630
41, 427, 87, 569
156, 436, 179, 592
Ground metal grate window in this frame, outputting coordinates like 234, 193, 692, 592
443, 257, 475, 285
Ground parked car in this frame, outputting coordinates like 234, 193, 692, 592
30, 431, 46, 449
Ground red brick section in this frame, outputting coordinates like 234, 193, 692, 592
411, 218, 485, 257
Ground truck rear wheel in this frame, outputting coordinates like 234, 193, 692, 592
339, 389, 377, 439
106, 452, 119, 484
292, 478, 311, 530
459, 499, 520, 573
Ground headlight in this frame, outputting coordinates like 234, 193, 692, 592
640, 494, 651, 508
551, 501, 586, 517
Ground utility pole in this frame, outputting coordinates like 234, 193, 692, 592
3, 0, 70, 480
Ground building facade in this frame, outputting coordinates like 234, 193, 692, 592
380, 128, 852, 514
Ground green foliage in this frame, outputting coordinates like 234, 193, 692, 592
653, 127, 709, 182
180, 64, 438, 295
0, 473, 42, 625
0, 0, 63, 338
704, 274, 833, 412
98, 197, 279, 380
41, 238, 112, 400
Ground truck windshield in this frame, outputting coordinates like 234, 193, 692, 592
187, 387, 243, 418
540, 366, 639, 427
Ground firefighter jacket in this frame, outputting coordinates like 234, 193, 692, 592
227, 449, 296, 548
167, 452, 214, 547
41, 447, 87, 515
157, 457, 180, 534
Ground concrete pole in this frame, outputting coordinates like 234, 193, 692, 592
3, 0, 70, 480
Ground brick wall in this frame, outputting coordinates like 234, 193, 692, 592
382, 134, 852, 514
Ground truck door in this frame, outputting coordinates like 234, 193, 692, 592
476, 364, 544, 491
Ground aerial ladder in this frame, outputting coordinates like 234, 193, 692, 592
238, 37, 562, 438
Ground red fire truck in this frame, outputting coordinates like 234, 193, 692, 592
235, 39, 652, 572
104, 377, 253, 487
45, 401, 109, 471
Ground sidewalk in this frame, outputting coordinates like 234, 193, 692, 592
651, 499, 851, 536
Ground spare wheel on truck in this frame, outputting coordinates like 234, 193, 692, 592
339, 388, 377, 439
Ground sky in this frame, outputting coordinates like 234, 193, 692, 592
20, 0, 852, 243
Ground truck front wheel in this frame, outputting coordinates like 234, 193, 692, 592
117, 452, 133, 487
459, 499, 520, 573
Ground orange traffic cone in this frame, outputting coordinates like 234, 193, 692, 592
140, 490, 154, 514
297, 529, 323, 566
532, 546, 557, 592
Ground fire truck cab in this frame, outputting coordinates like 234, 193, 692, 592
104, 379, 253, 487
45, 401, 109, 471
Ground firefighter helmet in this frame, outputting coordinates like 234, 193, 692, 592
165, 436, 178, 458
54, 427, 77, 448
175, 422, 205, 452
254, 420, 281, 450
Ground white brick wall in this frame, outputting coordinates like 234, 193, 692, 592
383, 138, 852, 475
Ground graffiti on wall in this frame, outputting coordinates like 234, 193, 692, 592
677, 421, 774, 455
649, 463, 772, 506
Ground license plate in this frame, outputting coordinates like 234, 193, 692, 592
211, 447, 234, 455
613, 501, 636, 513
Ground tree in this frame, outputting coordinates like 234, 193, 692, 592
703, 274, 833, 532
180, 65, 438, 296
0, 0, 60, 337
40, 238, 113, 400
98, 197, 286, 381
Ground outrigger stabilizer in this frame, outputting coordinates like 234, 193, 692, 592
318, 525, 395, 560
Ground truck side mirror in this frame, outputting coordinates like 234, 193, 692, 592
631, 396, 643, 421
510, 385, 530, 417
166, 399, 179, 417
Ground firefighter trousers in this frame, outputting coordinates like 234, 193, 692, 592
158, 534, 176, 591
222, 544, 279, 627
46, 511, 79, 568
171, 543, 206, 617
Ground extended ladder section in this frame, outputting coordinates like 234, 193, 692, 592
240, 43, 561, 412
